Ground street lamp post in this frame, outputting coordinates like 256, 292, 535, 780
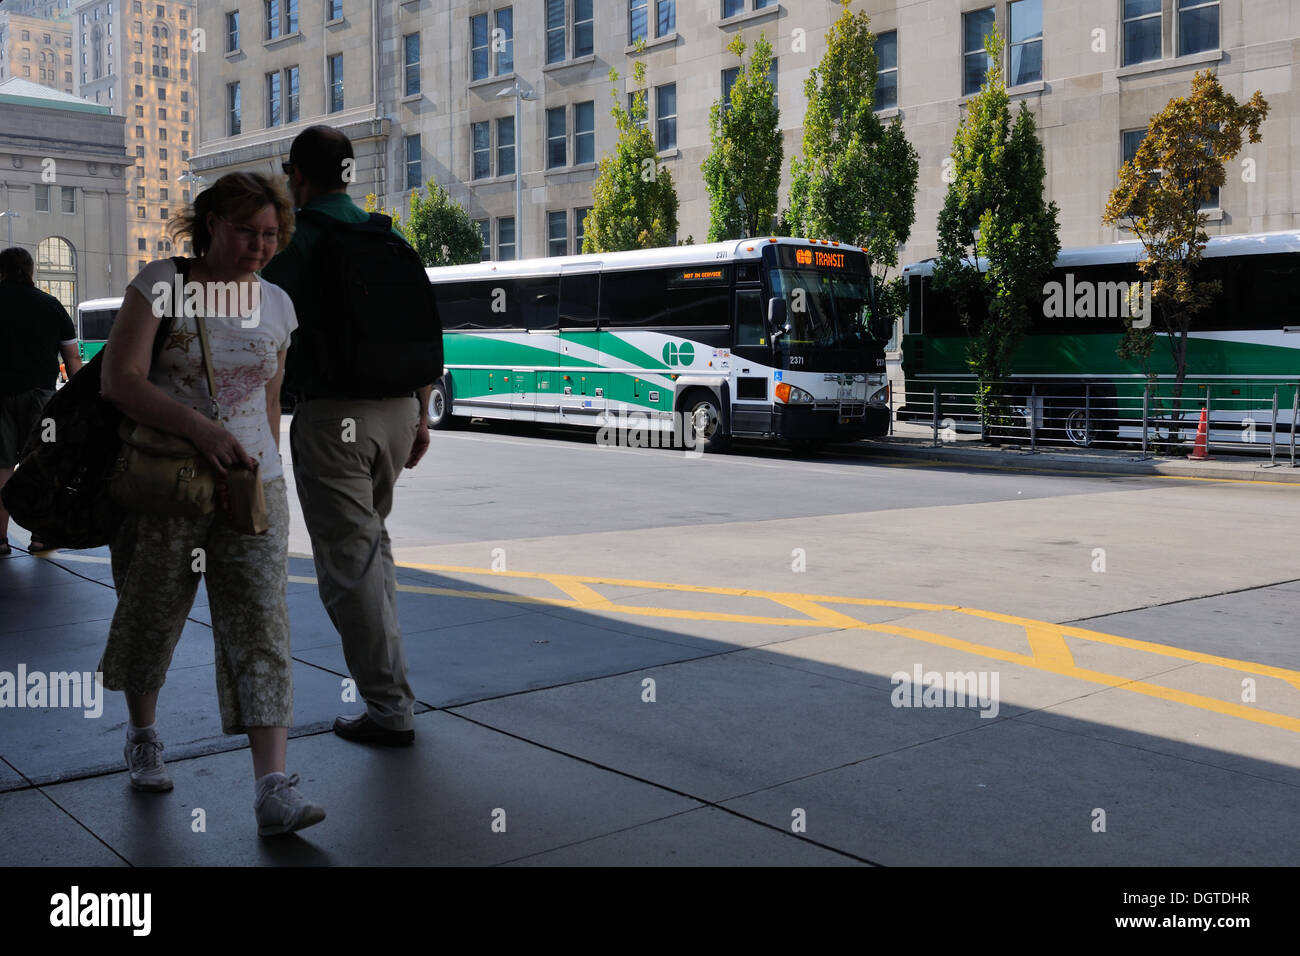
0, 210, 21, 247
497, 81, 536, 260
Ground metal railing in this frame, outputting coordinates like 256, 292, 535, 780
892, 379, 1300, 466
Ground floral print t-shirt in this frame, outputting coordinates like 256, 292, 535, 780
129, 258, 297, 482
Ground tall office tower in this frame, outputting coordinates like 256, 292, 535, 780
0, 8, 75, 95
72, 0, 196, 276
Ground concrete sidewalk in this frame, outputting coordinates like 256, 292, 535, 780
2, 530, 1298, 866
863, 422, 1300, 483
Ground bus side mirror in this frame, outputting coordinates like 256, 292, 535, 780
768, 298, 788, 339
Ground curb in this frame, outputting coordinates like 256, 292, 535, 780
864, 442, 1300, 484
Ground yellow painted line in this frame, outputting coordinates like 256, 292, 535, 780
34, 549, 1300, 732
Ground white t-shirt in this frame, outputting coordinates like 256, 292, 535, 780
129, 258, 297, 481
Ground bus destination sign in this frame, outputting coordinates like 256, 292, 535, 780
775, 245, 862, 271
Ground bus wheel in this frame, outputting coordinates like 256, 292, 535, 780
1064, 407, 1095, 447
428, 380, 457, 430
681, 391, 729, 452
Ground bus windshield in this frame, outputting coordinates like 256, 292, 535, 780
78, 307, 117, 342
769, 269, 876, 349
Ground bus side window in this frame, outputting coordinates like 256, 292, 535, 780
906, 276, 922, 335
559, 272, 599, 327
735, 289, 766, 346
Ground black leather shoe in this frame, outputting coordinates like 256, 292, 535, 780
332, 713, 414, 746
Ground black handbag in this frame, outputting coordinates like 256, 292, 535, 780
0, 262, 182, 549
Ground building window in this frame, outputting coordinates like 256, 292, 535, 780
328, 53, 343, 111
328, 0, 343, 21
546, 0, 565, 64
405, 134, 421, 190
266, 0, 281, 40
61, 187, 75, 214
36, 237, 76, 314
868, 30, 897, 111
571, 100, 594, 164
494, 8, 513, 75
629, 0, 647, 44
721, 66, 738, 106
575, 0, 593, 56
656, 0, 674, 37
1123, 0, 1162, 67
497, 216, 516, 260
228, 81, 241, 134
470, 14, 489, 80
472, 120, 490, 179
1178, 0, 1218, 56
548, 211, 567, 256
574, 206, 590, 253
475, 219, 490, 261
404, 32, 420, 95
496, 116, 515, 176
266, 70, 281, 126
547, 106, 566, 168
138, 237, 147, 250
285, 66, 299, 122
225, 10, 239, 51
286, 0, 298, 33
962, 7, 995, 95
35, 185, 50, 212
1008, 0, 1042, 86
137, 185, 146, 198
654, 84, 674, 151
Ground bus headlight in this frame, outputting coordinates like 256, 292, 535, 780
775, 382, 814, 404
868, 385, 890, 405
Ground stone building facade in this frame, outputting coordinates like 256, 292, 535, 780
0, 76, 129, 310
190, 1, 1297, 265
0, 9, 75, 96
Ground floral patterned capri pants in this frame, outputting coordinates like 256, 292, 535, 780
99, 477, 293, 734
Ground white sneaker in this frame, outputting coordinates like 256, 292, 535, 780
124, 729, 173, 792
254, 773, 326, 837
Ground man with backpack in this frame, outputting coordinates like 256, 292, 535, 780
0, 247, 83, 556
261, 126, 442, 747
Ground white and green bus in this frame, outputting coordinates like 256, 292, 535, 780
425, 238, 893, 451
899, 231, 1300, 448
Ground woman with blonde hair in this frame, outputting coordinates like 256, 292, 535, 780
99, 171, 324, 836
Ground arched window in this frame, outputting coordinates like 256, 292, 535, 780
36, 237, 76, 313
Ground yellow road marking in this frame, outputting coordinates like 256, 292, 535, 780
43, 550, 1300, 733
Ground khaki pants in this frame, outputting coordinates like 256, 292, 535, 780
290, 396, 419, 731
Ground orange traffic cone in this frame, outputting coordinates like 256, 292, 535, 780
1187, 407, 1213, 460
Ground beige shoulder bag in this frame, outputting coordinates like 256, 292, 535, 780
108, 307, 268, 534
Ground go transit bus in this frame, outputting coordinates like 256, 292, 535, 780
75, 296, 122, 362
425, 238, 893, 451
899, 231, 1300, 447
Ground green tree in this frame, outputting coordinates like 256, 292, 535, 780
786, 2, 918, 341
932, 26, 1060, 424
367, 182, 483, 266
1102, 70, 1268, 399
584, 55, 679, 252
702, 33, 783, 241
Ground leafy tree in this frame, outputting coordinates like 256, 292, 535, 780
702, 33, 782, 241
786, 2, 918, 342
365, 182, 482, 266
584, 54, 679, 252
1102, 70, 1268, 399
932, 26, 1060, 424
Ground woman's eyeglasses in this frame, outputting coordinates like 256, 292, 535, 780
220, 219, 280, 245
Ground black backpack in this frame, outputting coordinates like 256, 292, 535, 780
286, 209, 443, 399
1, 260, 183, 550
